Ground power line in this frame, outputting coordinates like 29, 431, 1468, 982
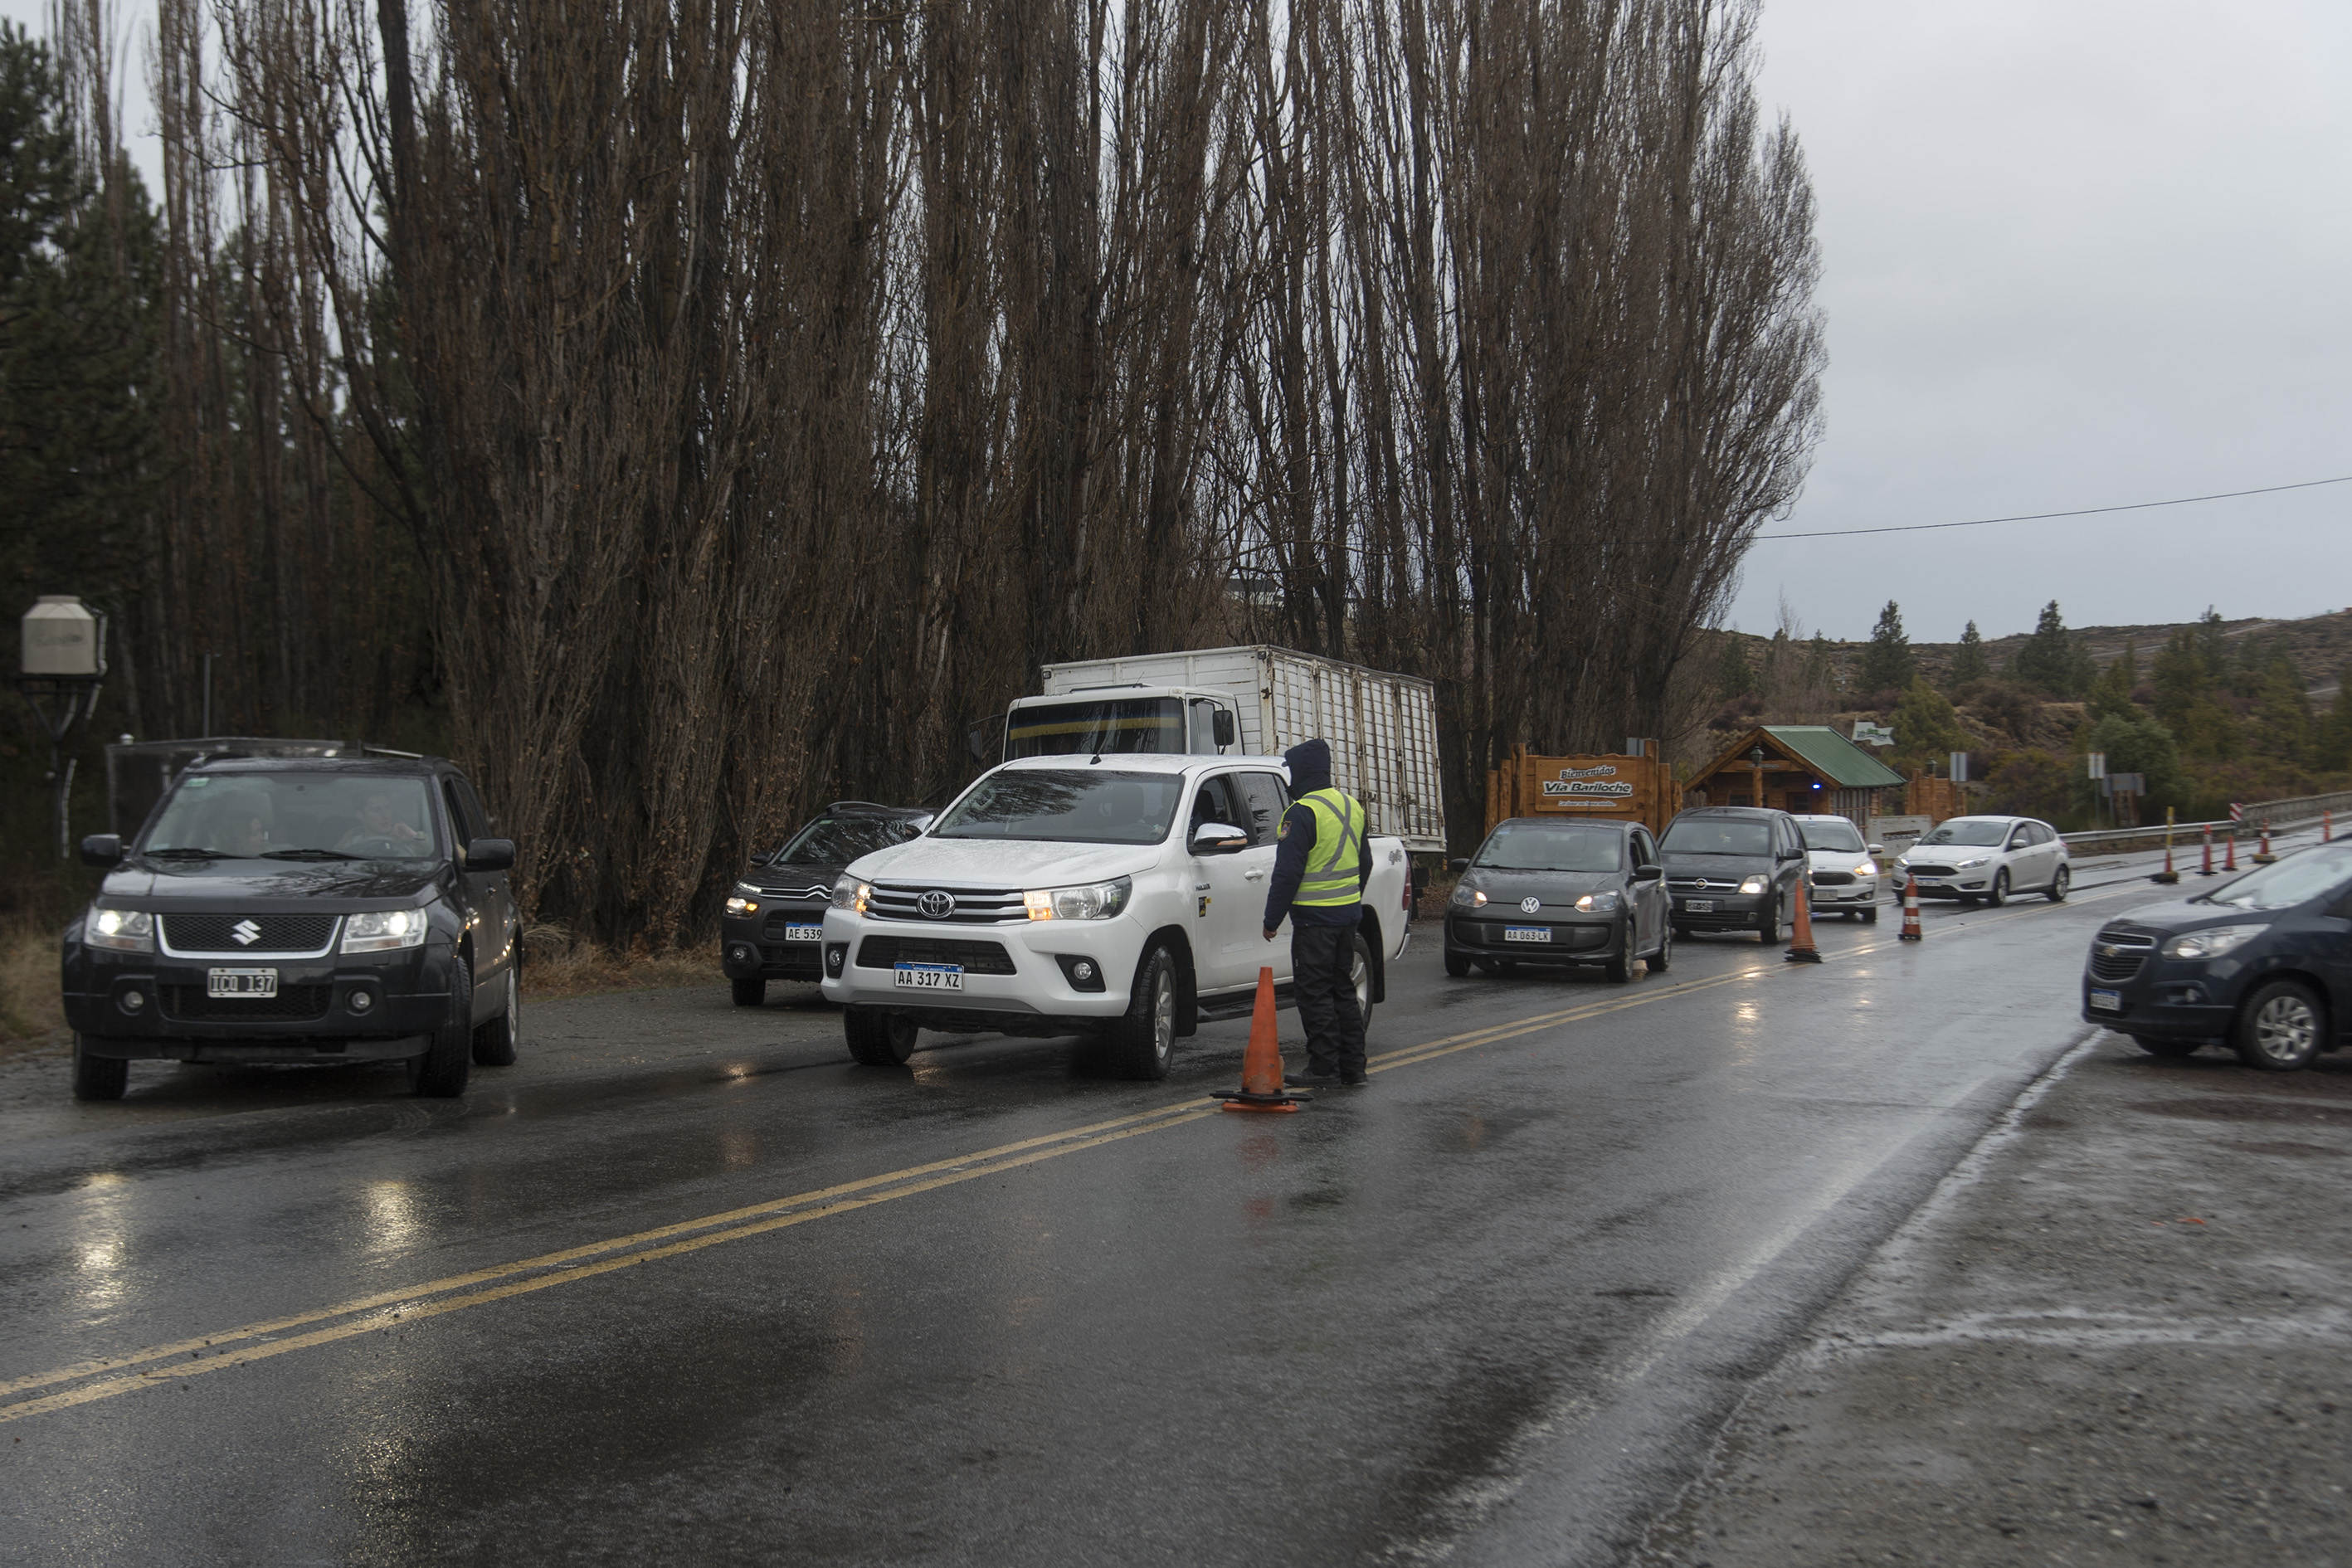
1751, 474, 2352, 541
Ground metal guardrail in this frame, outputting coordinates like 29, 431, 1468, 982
2058, 791, 2346, 858
2233, 789, 2352, 829
2058, 821, 2233, 855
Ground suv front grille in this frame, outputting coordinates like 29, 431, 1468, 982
855, 937, 1019, 975
160, 985, 334, 1022
866, 884, 1028, 924
161, 914, 339, 955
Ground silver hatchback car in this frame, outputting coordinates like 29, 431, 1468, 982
1892, 815, 2070, 906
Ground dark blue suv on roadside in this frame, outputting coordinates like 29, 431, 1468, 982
2082, 841, 2352, 1070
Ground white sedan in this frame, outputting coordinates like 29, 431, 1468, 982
1789, 813, 1884, 922
1891, 815, 2070, 906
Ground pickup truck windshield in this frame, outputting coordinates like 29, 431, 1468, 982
1006, 698, 1184, 758
933, 771, 1184, 845
141, 774, 441, 860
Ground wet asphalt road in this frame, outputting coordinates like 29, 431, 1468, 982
0, 854, 2261, 1566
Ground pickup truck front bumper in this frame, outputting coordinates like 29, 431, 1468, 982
819, 909, 1147, 1025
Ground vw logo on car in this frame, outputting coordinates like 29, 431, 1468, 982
1519, 896, 1541, 914
917, 889, 957, 920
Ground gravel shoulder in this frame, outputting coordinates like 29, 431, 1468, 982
1634, 1029, 2352, 1567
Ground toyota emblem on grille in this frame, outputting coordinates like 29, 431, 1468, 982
232, 919, 263, 946
1520, 896, 1541, 914
917, 890, 957, 920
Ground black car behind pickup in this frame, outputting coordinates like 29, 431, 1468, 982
721, 801, 929, 1006
61, 755, 522, 1100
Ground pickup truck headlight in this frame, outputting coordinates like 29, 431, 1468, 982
2161, 924, 2263, 960
726, 883, 761, 917
1738, 875, 1770, 895
1024, 876, 1132, 921
830, 877, 872, 915
85, 907, 154, 952
1574, 891, 1619, 913
342, 908, 427, 953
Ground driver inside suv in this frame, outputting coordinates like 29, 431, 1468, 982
338, 791, 430, 855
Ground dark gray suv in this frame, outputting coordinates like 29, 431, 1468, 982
1661, 806, 1810, 942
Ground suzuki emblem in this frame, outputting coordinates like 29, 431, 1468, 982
917, 890, 957, 920
1520, 896, 1541, 914
232, 918, 263, 946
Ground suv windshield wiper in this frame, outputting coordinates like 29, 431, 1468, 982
260, 847, 363, 860
143, 845, 246, 859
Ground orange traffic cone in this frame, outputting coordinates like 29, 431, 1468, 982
2223, 830, 2237, 872
2199, 822, 2214, 877
1897, 874, 1923, 942
2152, 840, 2178, 885
1215, 967, 1306, 1113
1785, 877, 1822, 963
2254, 820, 2276, 864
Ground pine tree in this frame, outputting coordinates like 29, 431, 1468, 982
2013, 601, 2093, 698
1890, 677, 1971, 772
2085, 640, 2140, 723
1948, 621, 1989, 685
1857, 601, 1913, 696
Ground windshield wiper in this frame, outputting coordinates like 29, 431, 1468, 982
143, 846, 246, 859
260, 847, 363, 860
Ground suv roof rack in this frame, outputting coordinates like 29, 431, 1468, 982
362, 744, 425, 758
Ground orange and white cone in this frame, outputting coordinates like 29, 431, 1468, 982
1215, 967, 1306, 1113
1897, 874, 1923, 942
2199, 822, 2214, 877
1785, 878, 1822, 963
2223, 830, 2237, 873
2254, 820, 2276, 864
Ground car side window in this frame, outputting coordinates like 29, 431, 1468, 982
2007, 825, 2031, 850
1187, 775, 1245, 839
1629, 830, 1653, 868
455, 775, 494, 835
1235, 772, 1289, 846
2033, 822, 2055, 846
440, 778, 475, 850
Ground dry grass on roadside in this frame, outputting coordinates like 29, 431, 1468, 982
0, 920, 65, 1056
520, 923, 723, 1000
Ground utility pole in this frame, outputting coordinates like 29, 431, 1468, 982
16, 597, 108, 859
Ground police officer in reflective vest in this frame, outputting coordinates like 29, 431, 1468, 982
1262, 738, 1371, 1084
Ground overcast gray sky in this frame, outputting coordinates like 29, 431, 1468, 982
1735, 0, 2352, 644
12, 0, 2347, 647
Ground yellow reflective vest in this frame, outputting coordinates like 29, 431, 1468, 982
1293, 788, 1366, 908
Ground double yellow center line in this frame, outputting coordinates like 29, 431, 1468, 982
0, 881, 2137, 1426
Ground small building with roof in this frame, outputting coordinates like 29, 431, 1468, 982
1686, 725, 1908, 824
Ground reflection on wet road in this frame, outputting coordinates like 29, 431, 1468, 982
0, 879, 2175, 1563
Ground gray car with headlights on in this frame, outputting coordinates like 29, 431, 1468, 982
60, 755, 520, 1101
1444, 817, 1670, 981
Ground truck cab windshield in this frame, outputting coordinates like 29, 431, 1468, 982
1006, 698, 1184, 759
933, 771, 1183, 845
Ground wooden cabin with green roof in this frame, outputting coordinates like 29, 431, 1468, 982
1687, 725, 1908, 825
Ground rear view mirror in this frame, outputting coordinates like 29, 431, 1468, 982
1211, 709, 1237, 747
904, 816, 933, 837
1867, 843, 1884, 856
1632, 864, 1663, 883
1191, 822, 1249, 855
465, 838, 515, 872
80, 834, 123, 869
1449, 857, 1469, 873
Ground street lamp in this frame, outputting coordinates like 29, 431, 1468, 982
16, 596, 107, 859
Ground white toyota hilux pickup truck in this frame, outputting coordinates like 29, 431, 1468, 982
819, 753, 1414, 1077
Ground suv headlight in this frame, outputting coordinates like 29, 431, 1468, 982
342, 908, 427, 953
86, 907, 154, 952
2162, 924, 2264, 960
727, 883, 762, 917
1574, 891, 1619, 913
830, 877, 872, 915
1024, 876, 1132, 921
1738, 875, 1770, 894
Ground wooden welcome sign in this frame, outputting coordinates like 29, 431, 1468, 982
1484, 744, 1679, 835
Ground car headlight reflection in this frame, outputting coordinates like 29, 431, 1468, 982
1024, 876, 1132, 921
830, 877, 872, 915
342, 908, 427, 953
86, 907, 155, 952
1738, 875, 1770, 895
1574, 891, 1619, 913
2161, 924, 2264, 960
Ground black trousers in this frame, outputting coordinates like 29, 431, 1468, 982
1289, 919, 1366, 1077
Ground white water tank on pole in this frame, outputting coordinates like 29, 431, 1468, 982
21, 595, 105, 677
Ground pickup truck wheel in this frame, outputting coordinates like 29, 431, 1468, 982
411, 956, 474, 1098
845, 1006, 914, 1066
71, 1034, 127, 1102
1444, 949, 1472, 978
732, 976, 767, 1007
1350, 931, 1376, 1031
471, 964, 520, 1065
1106, 947, 1178, 1081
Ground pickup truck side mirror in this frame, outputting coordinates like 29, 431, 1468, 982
80, 834, 123, 869
1191, 822, 1249, 855
465, 838, 516, 872
1449, 857, 1469, 873
1632, 864, 1663, 883
1211, 710, 1237, 747
904, 816, 933, 837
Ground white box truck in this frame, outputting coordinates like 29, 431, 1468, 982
989, 645, 1446, 854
